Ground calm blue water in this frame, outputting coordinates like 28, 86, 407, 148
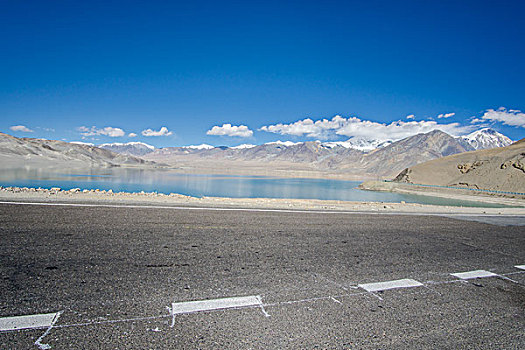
0, 167, 509, 208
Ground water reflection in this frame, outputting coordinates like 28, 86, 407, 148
0, 166, 509, 208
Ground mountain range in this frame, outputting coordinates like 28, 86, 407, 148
0, 128, 516, 179
98, 128, 512, 178
99, 127, 512, 157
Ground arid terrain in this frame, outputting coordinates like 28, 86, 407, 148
393, 138, 525, 193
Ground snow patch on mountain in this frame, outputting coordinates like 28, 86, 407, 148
265, 140, 301, 147
322, 138, 393, 151
182, 144, 215, 150
230, 144, 257, 149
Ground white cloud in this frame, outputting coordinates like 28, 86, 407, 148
128, 132, 137, 137
260, 115, 473, 142
10, 125, 34, 133
480, 107, 525, 128
35, 127, 55, 132
141, 126, 173, 137
406, 114, 415, 120
260, 115, 346, 139
206, 124, 253, 137
78, 126, 125, 137
437, 113, 455, 119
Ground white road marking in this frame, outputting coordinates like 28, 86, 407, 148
0, 265, 517, 336
369, 293, 384, 301
34, 312, 62, 350
450, 270, 498, 280
515, 265, 525, 270
358, 278, 423, 292
0, 312, 60, 331
171, 295, 262, 315
330, 296, 342, 304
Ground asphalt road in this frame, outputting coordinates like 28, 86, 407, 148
0, 202, 524, 349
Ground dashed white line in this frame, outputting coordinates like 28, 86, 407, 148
0, 312, 60, 331
450, 270, 498, 280
358, 278, 424, 292
515, 265, 525, 270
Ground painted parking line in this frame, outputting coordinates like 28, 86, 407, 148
0, 312, 60, 331
170, 295, 262, 315
358, 278, 423, 292
450, 270, 498, 280
515, 265, 525, 270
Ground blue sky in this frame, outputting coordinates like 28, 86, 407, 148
1, 0, 524, 147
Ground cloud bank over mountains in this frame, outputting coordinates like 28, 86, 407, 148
19, 106, 521, 145
259, 115, 473, 142
75, 126, 173, 139
78, 126, 125, 137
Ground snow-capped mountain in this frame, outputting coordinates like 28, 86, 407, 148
98, 142, 156, 156
265, 140, 301, 147
181, 144, 215, 150
321, 128, 511, 152
457, 128, 513, 150
322, 138, 393, 151
230, 144, 257, 149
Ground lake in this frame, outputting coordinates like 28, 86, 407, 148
0, 167, 509, 208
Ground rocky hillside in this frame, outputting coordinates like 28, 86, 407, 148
99, 142, 156, 156
356, 130, 472, 175
394, 138, 525, 193
0, 132, 157, 168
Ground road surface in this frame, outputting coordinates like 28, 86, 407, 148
0, 202, 524, 349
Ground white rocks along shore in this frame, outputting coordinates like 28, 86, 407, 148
1, 186, 524, 216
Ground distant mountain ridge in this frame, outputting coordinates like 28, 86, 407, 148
0, 128, 515, 178
96, 128, 512, 158
140, 128, 513, 177
99, 141, 156, 156
0, 132, 157, 168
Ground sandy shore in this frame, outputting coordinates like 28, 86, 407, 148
1, 186, 524, 215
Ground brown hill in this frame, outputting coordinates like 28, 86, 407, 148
394, 138, 525, 193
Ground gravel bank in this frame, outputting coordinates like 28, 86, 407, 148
1, 186, 524, 215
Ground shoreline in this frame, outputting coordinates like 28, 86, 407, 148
1, 186, 525, 215
358, 181, 525, 207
